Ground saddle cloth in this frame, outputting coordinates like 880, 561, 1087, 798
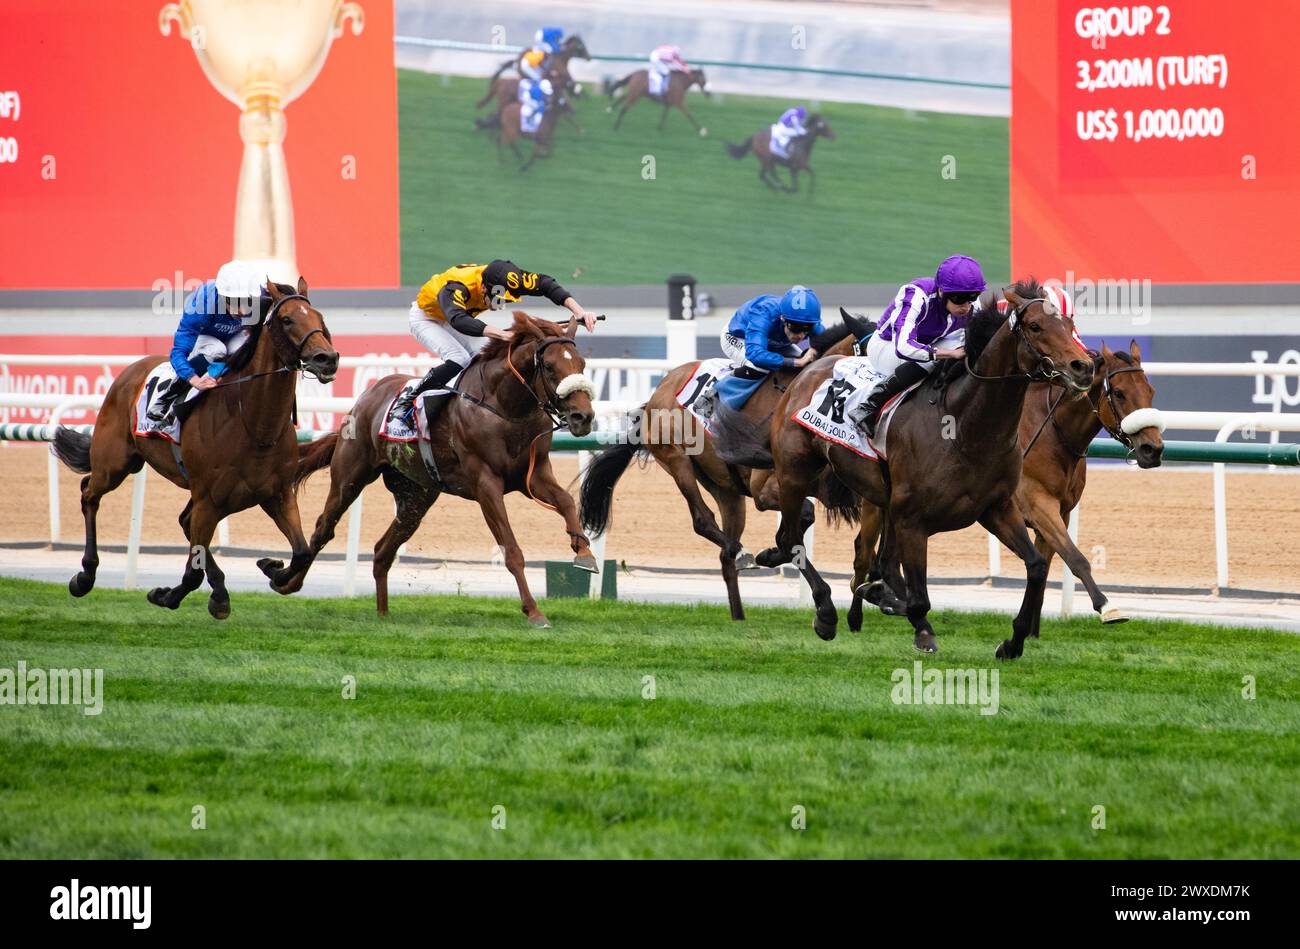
648, 69, 669, 98
673, 357, 733, 434
791, 356, 921, 461
379, 374, 460, 442
133, 362, 202, 444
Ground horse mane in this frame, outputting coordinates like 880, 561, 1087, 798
477, 311, 568, 364
809, 315, 860, 354
225, 282, 303, 375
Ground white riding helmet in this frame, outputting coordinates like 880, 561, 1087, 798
215, 260, 264, 301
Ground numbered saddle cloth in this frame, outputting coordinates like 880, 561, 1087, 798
791, 356, 889, 459
674, 357, 734, 434
380, 377, 457, 442
132, 362, 200, 444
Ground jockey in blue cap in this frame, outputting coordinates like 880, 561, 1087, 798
147, 260, 266, 425
721, 285, 824, 379
849, 254, 987, 436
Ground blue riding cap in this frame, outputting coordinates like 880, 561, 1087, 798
779, 285, 821, 325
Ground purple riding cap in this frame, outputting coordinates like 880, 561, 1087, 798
876, 255, 987, 362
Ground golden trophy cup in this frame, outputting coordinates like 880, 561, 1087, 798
160, 0, 364, 282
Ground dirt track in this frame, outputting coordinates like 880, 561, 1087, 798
1, 443, 1296, 595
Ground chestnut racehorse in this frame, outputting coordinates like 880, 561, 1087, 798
579, 315, 869, 620
49, 279, 339, 619
847, 339, 1164, 632
607, 68, 710, 135
758, 282, 1097, 658
279, 312, 597, 628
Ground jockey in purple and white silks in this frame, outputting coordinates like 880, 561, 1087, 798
769, 106, 809, 160
848, 254, 987, 437
648, 44, 690, 98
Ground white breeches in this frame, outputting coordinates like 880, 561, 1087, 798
409, 304, 490, 366
865, 329, 964, 376
190, 330, 250, 365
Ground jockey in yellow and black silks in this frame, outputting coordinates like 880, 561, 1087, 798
391, 259, 598, 420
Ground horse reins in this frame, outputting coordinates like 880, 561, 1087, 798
1033, 363, 1148, 461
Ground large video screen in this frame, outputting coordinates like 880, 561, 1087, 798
1011, 0, 1300, 284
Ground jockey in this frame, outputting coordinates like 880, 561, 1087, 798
648, 44, 690, 98
519, 27, 563, 96
721, 285, 824, 377
769, 106, 808, 159
147, 260, 264, 425
390, 259, 599, 422
535, 26, 564, 57
848, 254, 987, 437
519, 77, 553, 135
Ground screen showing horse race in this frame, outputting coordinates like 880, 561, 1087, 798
1010, 0, 1300, 284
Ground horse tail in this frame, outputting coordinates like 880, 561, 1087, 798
294, 431, 339, 492
726, 137, 752, 160
490, 57, 514, 82
817, 467, 862, 528
51, 426, 93, 474
604, 73, 632, 100
474, 82, 497, 109
579, 409, 647, 536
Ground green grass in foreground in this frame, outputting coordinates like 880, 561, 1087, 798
399, 72, 1010, 286
1, 576, 1296, 858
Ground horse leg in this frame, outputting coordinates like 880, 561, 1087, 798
372, 475, 436, 617
805, 166, 816, 199
703, 482, 750, 621
893, 521, 937, 653
67, 432, 140, 597
272, 453, 381, 595
658, 104, 670, 130
760, 161, 782, 191
526, 457, 599, 572
786, 167, 799, 193
774, 477, 838, 640
658, 449, 744, 562
1027, 494, 1124, 625
476, 473, 549, 627
980, 499, 1049, 660
255, 487, 313, 595
678, 103, 705, 136
613, 90, 639, 130
847, 501, 882, 632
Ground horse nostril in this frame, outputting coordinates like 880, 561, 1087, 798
1069, 359, 1090, 375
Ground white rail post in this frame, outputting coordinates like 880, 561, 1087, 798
1212, 420, 1242, 593
217, 518, 230, 548
987, 532, 1001, 580
344, 491, 363, 597
1059, 506, 1079, 618
124, 467, 149, 590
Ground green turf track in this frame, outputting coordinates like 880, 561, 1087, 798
399, 73, 1010, 287
1, 577, 1296, 858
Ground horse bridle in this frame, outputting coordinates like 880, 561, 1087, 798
215, 293, 329, 387
1042, 362, 1148, 459
964, 297, 1085, 389
503, 334, 585, 427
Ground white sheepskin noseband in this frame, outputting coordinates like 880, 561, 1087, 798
556, 373, 595, 400
1120, 407, 1165, 434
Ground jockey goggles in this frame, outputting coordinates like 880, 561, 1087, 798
942, 291, 981, 305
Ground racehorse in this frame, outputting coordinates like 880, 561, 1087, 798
845, 338, 1165, 633
579, 314, 870, 620
475, 58, 584, 135
274, 312, 597, 628
606, 68, 710, 135
477, 35, 591, 111
726, 114, 836, 195
758, 281, 1096, 658
496, 85, 570, 171
49, 279, 339, 619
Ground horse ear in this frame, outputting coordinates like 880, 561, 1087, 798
1002, 287, 1024, 308
296, 276, 309, 298
1129, 338, 1142, 363
265, 279, 282, 301
1100, 340, 1114, 360
512, 310, 542, 339
564, 315, 578, 338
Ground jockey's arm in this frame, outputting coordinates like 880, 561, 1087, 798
435, 282, 491, 338
743, 318, 790, 371
525, 272, 599, 331
170, 285, 213, 383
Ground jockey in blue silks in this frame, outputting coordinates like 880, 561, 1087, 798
147, 260, 266, 425
848, 254, 987, 436
721, 285, 824, 376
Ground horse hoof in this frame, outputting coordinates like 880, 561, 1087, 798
995, 639, 1021, 661
754, 547, 782, 568
208, 597, 231, 621
735, 549, 757, 570
699, 127, 708, 137
68, 573, 93, 598
847, 604, 863, 633
147, 587, 178, 609
573, 554, 599, 574
256, 557, 284, 578
1100, 606, 1129, 624
914, 631, 938, 653
529, 615, 552, 629
814, 612, 837, 641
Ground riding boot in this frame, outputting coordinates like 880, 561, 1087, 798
850, 361, 929, 437
147, 376, 189, 424
391, 360, 463, 422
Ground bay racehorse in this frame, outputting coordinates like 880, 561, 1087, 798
275, 312, 596, 628
49, 279, 339, 619
579, 315, 869, 620
496, 83, 571, 171
846, 338, 1164, 631
607, 68, 710, 135
759, 282, 1096, 658
477, 35, 591, 112
726, 114, 836, 194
